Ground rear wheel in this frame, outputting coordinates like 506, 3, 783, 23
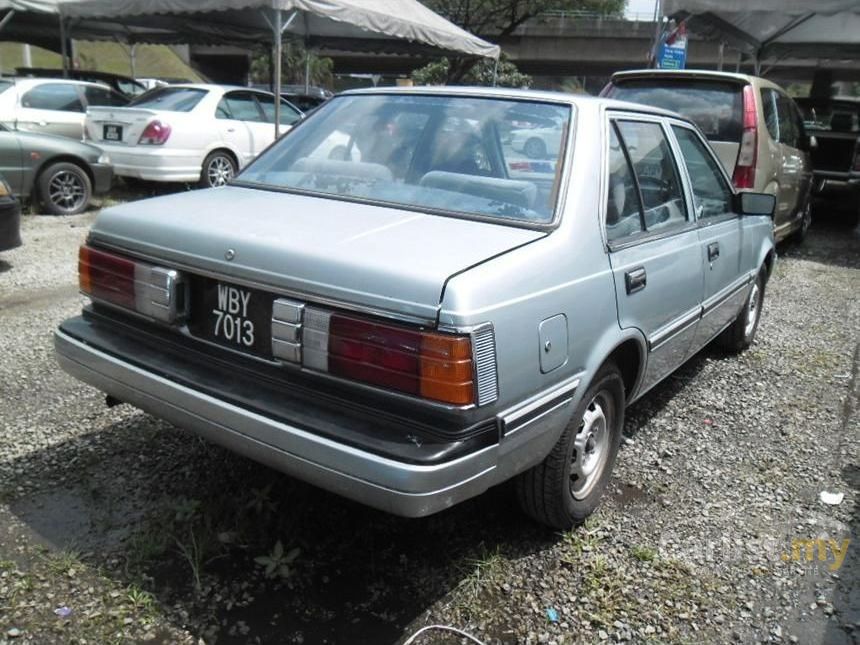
38, 162, 92, 216
792, 199, 812, 244
199, 150, 237, 188
718, 270, 765, 353
523, 137, 547, 160
516, 362, 625, 529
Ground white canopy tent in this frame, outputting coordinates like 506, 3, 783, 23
663, 0, 860, 71
1, 0, 501, 134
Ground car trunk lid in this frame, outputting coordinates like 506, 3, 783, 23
85, 107, 163, 145
88, 186, 545, 322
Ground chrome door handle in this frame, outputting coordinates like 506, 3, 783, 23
625, 267, 646, 294
707, 242, 720, 262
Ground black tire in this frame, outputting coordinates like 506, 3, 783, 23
37, 162, 92, 216
791, 199, 812, 244
718, 270, 765, 353
523, 137, 547, 160
198, 150, 237, 188
516, 363, 625, 529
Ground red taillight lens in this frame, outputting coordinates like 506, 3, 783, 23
79, 245, 136, 309
78, 244, 184, 322
325, 313, 475, 405
732, 84, 758, 189
138, 120, 171, 145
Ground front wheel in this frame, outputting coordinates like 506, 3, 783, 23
38, 162, 92, 215
718, 270, 765, 353
516, 363, 625, 529
199, 151, 237, 188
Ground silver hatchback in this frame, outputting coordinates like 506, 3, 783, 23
55, 88, 776, 528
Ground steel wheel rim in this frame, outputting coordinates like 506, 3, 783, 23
207, 156, 234, 187
570, 393, 611, 500
48, 170, 86, 211
524, 139, 544, 159
744, 282, 760, 338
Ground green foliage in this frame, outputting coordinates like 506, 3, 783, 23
412, 54, 531, 88
423, 0, 627, 36
254, 540, 301, 579
250, 41, 333, 89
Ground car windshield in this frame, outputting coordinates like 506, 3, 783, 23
608, 79, 743, 142
797, 99, 860, 132
128, 87, 207, 112
238, 94, 572, 225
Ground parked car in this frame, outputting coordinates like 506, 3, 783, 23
0, 174, 22, 252
795, 96, 860, 216
85, 84, 303, 188
602, 70, 813, 243
252, 84, 332, 112
15, 67, 148, 98
0, 77, 128, 141
510, 118, 566, 159
0, 123, 112, 215
55, 88, 776, 529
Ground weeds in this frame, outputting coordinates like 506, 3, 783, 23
254, 540, 301, 579
631, 545, 658, 562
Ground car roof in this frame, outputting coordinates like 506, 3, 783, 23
338, 85, 686, 119
6, 76, 113, 89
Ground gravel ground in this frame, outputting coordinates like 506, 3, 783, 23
0, 207, 857, 645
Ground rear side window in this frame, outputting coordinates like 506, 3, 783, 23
776, 94, 799, 148
606, 125, 644, 241
616, 120, 687, 232
21, 83, 83, 112
83, 85, 128, 107
129, 87, 206, 112
761, 88, 780, 141
672, 126, 733, 219
217, 91, 263, 122
607, 79, 743, 142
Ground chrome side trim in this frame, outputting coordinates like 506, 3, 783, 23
499, 373, 582, 436
649, 306, 701, 352
702, 275, 751, 316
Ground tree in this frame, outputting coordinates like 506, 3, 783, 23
250, 40, 334, 89
417, 0, 627, 83
412, 54, 531, 88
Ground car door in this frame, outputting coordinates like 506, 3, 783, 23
0, 127, 24, 195
605, 116, 705, 394
215, 91, 261, 167
16, 82, 85, 139
254, 92, 302, 141
671, 123, 747, 348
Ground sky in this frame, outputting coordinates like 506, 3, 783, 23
626, 0, 658, 19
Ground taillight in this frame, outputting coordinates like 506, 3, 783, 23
138, 120, 171, 145
78, 245, 185, 322
732, 84, 758, 189
301, 308, 476, 406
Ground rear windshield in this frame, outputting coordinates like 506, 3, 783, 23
607, 79, 743, 142
128, 87, 207, 112
796, 100, 860, 132
238, 94, 572, 225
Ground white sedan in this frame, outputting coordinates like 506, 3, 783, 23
85, 84, 302, 187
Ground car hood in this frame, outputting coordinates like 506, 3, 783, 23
88, 186, 545, 322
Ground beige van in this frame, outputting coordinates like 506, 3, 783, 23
602, 70, 813, 243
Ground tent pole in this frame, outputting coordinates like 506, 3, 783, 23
717, 42, 724, 71
59, 17, 69, 77
304, 46, 309, 94
491, 57, 499, 87
273, 9, 282, 138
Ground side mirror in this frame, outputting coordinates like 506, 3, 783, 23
735, 192, 776, 219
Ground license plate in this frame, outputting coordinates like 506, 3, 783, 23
189, 278, 274, 358
103, 124, 122, 141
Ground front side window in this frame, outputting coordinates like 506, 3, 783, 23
218, 91, 263, 122
83, 85, 128, 107
255, 93, 302, 126
616, 120, 687, 231
128, 87, 207, 112
672, 126, 733, 219
776, 93, 799, 148
238, 94, 572, 225
21, 83, 83, 112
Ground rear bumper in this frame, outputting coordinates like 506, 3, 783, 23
0, 197, 21, 252
54, 311, 577, 517
96, 143, 203, 183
